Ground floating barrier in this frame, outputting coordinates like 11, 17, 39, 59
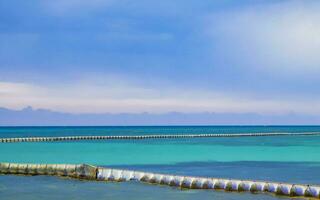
0, 163, 97, 179
1, 132, 320, 143
1, 162, 320, 199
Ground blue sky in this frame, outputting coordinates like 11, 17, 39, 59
0, 0, 320, 115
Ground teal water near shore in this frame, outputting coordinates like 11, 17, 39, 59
1, 126, 320, 165
1, 137, 320, 165
1, 126, 320, 199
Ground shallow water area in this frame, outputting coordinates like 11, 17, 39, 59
0, 175, 306, 200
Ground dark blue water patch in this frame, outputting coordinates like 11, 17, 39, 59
107, 161, 320, 185
0, 175, 302, 200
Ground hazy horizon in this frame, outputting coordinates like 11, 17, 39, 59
1, 106, 319, 126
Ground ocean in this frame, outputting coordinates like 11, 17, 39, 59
1, 126, 320, 200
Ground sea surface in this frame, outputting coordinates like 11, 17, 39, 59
0, 126, 320, 200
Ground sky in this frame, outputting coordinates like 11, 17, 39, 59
1, 0, 320, 119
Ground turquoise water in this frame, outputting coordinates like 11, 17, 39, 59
1, 126, 320, 199
1, 137, 320, 165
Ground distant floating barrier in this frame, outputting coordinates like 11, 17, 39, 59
1, 162, 320, 199
1, 132, 320, 143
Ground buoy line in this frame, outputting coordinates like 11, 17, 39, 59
0, 132, 320, 143
1, 162, 320, 199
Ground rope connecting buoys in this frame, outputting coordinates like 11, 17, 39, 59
1, 162, 320, 199
1, 132, 320, 143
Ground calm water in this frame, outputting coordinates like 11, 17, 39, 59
0, 126, 320, 200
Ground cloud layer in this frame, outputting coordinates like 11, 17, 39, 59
1, 80, 320, 115
206, 1, 320, 73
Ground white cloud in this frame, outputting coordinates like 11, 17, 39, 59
206, 1, 320, 73
0, 80, 320, 115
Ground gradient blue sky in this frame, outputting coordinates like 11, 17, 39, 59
0, 0, 320, 115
